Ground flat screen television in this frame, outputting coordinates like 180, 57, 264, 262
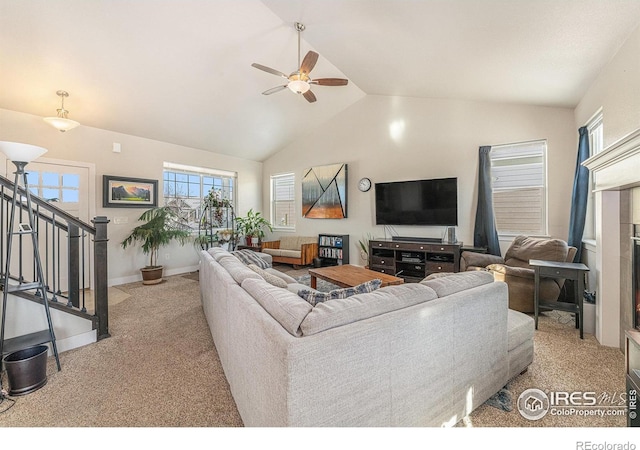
375, 177, 458, 226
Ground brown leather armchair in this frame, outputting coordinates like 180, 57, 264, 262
460, 235, 577, 313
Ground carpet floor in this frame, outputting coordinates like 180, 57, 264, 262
0, 268, 628, 429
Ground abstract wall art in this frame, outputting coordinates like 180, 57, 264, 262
302, 163, 347, 219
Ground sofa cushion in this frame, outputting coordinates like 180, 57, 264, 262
231, 249, 271, 269
241, 278, 313, 336
297, 279, 382, 306
286, 282, 317, 294
507, 309, 535, 352
264, 268, 297, 284
420, 271, 494, 298
279, 236, 317, 250
247, 264, 288, 288
277, 249, 303, 259
218, 255, 262, 284
208, 247, 233, 262
300, 283, 438, 336
504, 235, 569, 267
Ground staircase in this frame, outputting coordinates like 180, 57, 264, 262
0, 173, 110, 358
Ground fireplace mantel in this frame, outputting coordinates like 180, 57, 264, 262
583, 128, 640, 191
581, 127, 640, 348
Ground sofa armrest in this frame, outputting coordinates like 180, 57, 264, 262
299, 242, 319, 265
460, 251, 504, 270
261, 240, 281, 250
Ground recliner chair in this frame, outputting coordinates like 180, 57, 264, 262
460, 235, 577, 313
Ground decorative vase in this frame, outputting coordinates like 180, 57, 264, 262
141, 266, 164, 285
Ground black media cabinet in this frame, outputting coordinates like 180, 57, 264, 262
369, 239, 461, 283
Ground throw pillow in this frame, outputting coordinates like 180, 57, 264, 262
247, 264, 288, 288
298, 279, 382, 306
231, 249, 270, 269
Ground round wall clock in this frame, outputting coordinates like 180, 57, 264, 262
358, 177, 372, 192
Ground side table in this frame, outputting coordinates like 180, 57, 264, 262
530, 259, 589, 339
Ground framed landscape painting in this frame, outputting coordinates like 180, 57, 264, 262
103, 175, 158, 208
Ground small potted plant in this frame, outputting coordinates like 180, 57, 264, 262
121, 206, 191, 285
235, 208, 273, 246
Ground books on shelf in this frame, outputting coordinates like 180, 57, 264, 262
319, 235, 343, 248
319, 247, 343, 260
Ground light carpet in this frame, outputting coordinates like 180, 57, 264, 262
0, 271, 627, 428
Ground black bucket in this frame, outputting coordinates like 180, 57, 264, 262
3, 345, 48, 396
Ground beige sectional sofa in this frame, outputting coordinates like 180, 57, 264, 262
199, 247, 534, 427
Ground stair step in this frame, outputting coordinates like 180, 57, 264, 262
2, 330, 53, 355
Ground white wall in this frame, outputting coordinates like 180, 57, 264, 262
0, 108, 263, 285
573, 23, 640, 347
575, 24, 640, 147
262, 95, 577, 264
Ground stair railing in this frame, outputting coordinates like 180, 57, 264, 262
0, 174, 110, 340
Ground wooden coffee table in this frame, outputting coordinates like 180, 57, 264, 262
308, 264, 404, 290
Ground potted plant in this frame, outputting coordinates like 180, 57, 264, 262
358, 232, 374, 265
121, 206, 191, 285
235, 208, 273, 246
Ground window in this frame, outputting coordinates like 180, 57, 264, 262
271, 173, 296, 230
490, 140, 547, 236
27, 171, 80, 203
583, 111, 603, 241
163, 162, 236, 232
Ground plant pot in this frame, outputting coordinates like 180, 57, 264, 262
251, 237, 260, 246
3, 345, 48, 396
141, 266, 164, 285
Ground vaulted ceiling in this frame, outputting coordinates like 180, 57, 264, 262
1, 0, 640, 161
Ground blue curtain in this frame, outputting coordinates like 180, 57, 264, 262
473, 146, 501, 256
567, 126, 590, 262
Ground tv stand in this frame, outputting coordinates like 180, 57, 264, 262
392, 236, 443, 243
369, 239, 461, 283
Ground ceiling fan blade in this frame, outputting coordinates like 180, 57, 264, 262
299, 51, 319, 76
262, 85, 288, 95
310, 78, 349, 86
251, 63, 288, 79
303, 90, 317, 103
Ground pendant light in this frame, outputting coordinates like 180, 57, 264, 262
43, 90, 80, 132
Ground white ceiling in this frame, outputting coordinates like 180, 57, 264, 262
1, 0, 640, 162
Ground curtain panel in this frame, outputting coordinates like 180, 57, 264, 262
473, 146, 501, 256
567, 126, 590, 262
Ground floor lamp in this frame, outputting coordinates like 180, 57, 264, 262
0, 141, 60, 372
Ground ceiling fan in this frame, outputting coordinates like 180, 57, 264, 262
251, 22, 348, 103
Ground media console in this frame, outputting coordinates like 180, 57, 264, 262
368, 239, 462, 283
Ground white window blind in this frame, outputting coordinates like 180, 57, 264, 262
271, 173, 296, 230
490, 140, 547, 236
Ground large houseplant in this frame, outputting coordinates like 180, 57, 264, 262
121, 206, 191, 285
235, 208, 272, 246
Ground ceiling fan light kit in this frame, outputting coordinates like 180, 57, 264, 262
251, 22, 348, 103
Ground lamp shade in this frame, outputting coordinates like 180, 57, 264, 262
43, 117, 80, 132
288, 79, 310, 94
0, 141, 48, 162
